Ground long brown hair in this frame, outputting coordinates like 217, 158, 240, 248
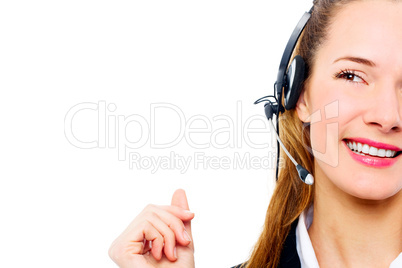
244, 1, 358, 267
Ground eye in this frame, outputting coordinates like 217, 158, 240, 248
334, 69, 368, 85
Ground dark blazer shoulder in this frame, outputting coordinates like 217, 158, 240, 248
230, 218, 301, 268
278, 218, 301, 268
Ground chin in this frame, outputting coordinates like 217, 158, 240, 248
336, 171, 402, 201
348, 188, 399, 201
315, 158, 402, 202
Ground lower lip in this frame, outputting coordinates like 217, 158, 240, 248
343, 141, 398, 168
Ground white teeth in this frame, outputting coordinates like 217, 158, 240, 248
369, 146, 378, 156
377, 149, 386, 157
345, 140, 398, 158
347, 142, 352, 150
362, 144, 370, 154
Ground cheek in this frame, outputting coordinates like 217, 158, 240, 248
307, 83, 344, 167
309, 119, 340, 168
307, 86, 402, 200
306, 74, 365, 161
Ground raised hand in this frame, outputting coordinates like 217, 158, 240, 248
109, 189, 195, 268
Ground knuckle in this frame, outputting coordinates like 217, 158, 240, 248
163, 228, 175, 243
143, 210, 157, 220
139, 220, 149, 231
144, 204, 156, 211
143, 219, 153, 231
169, 217, 184, 231
153, 234, 164, 247
108, 243, 123, 262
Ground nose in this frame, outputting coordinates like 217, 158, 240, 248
362, 82, 402, 133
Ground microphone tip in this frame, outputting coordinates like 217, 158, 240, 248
304, 174, 314, 185
296, 164, 314, 185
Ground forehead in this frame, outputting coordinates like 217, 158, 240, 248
319, 0, 402, 67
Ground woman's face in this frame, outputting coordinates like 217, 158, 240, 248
297, 0, 402, 200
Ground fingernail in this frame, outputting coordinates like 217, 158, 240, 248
183, 229, 192, 241
184, 210, 194, 215
174, 247, 177, 259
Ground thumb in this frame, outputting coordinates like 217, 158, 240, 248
171, 189, 194, 249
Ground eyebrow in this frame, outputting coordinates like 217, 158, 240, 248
333, 56, 376, 67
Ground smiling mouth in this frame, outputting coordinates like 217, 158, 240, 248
343, 139, 402, 159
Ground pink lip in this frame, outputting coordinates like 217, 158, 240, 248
344, 137, 402, 151
343, 141, 399, 168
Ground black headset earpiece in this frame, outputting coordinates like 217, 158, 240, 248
275, 8, 312, 112
284, 55, 306, 110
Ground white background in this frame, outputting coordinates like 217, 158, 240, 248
0, 0, 312, 267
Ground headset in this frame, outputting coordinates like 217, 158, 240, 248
255, 7, 314, 185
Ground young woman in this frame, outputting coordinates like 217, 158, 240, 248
108, 0, 402, 267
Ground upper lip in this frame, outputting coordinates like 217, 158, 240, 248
344, 137, 402, 152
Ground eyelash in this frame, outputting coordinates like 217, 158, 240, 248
334, 69, 368, 85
